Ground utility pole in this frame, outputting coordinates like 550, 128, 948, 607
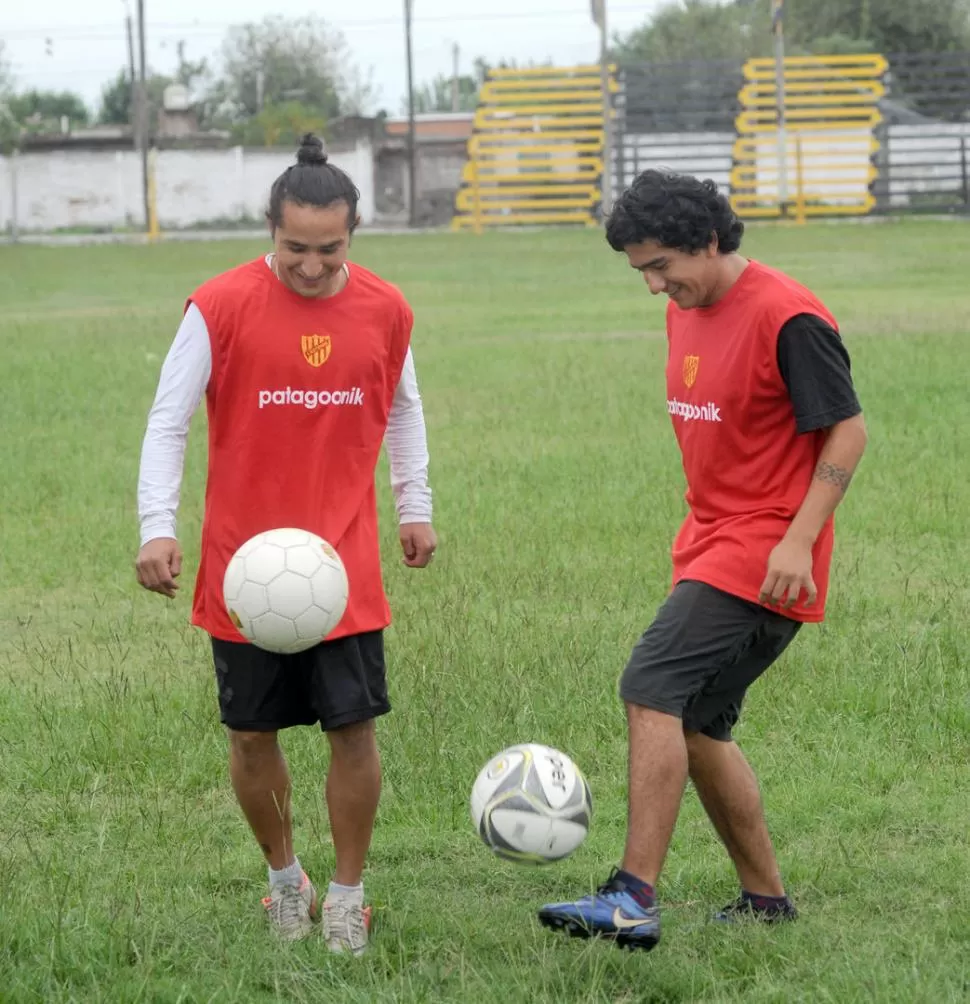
125, 8, 137, 114
591, 0, 612, 217
126, 4, 139, 198
451, 42, 460, 112
0, 85, 24, 239
10, 149, 19, 242
404, 0, 417, 226
0, 93, 21, 239
771, 0, 788, 211
137, 0, 150, 231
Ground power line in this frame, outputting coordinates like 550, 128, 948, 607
0, 5, 652, 40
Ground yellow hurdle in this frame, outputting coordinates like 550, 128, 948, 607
453, 64, 611, 231
731, 52, 887, 221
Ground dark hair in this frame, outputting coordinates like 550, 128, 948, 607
266, 133, 360, 230
605, 169, 744, 255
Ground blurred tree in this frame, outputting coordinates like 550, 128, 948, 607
98, 40, 208, 126
9, 89, 90, 128
612, 0, 970, 64
409, 72, 480, 114
207, 15, 373, 127
613, 1, 772, 64
98, 69, 172, 126
230, 100, 328, 147
0, 41, 13, 95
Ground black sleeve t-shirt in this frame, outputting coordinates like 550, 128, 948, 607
776, 313, 862, 434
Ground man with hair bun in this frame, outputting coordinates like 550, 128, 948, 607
135, 134, 436, 954
539, 169, 868, 951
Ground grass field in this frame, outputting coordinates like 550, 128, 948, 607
1, 219, 969, 1003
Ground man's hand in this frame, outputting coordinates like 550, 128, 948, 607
400, 522, 437, 568
136, 537, 183, 598
759, 536, 816, 609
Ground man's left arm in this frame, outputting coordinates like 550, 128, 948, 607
760, 314, 868, 608
385, 347, 437, 568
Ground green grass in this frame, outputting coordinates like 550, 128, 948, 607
1, 219, 969, 1003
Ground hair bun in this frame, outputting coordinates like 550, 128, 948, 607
296, 133, 328, 166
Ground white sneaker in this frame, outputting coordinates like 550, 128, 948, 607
323, 889, 372, 956
262, 872, 319, 941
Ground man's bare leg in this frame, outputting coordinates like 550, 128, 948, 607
228, 729, 294, 869
685, 730, 786, 897
620, 705, 690, 887
325, 719, 381, 887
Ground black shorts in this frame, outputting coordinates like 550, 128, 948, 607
211, 631, 390, 733
619, 581, 801, 741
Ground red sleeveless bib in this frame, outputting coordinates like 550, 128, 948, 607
188, 259, 412, 641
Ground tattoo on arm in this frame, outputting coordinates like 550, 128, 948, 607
814, 460, 853, 493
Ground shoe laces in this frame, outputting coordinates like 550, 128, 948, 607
596, 867, 628, 897
326, 896, 367, 946
266, 883, 308, 929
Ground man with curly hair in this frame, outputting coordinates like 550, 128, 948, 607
538, 170, 868, 951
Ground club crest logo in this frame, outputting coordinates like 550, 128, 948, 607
682, 354, 700, 388
301, 334, 332, 367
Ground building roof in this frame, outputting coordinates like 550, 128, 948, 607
384, 112, 474, 140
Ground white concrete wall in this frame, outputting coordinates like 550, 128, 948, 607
1, 123, 967, 232
0, 141, 375, 232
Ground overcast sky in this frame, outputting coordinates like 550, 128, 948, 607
1, 1, 666, 117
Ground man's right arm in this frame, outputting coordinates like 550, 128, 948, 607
135, 303, 212, 597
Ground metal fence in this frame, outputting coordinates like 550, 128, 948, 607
613, 51, 970, 217
875, 52, 970, 211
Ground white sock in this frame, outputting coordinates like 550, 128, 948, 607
268, 857, 303, 890
327, 880, 363, 902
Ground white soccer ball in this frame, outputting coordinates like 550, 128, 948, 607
470, 743, 592, 864
222, 527, 349, 655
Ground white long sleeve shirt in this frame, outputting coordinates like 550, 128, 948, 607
137, 265, 432, 546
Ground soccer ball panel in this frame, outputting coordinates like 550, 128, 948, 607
529, 743, 580, 811
250, 611, 300, 652
232, 534, 264, 561
223, 555, 247, 602
294, 605, 334, 643
489, 810, 589, 862
262, 527, 312, 549
310, 564, 348, 616
470, 749, 526, 829
265, 571, 314, 619
244, 543, 287, 586
231, 581, 270, 621
285, 545, 323, 578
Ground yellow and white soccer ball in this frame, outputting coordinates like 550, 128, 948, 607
223, 527, 348, 654
470, 743, 592, 864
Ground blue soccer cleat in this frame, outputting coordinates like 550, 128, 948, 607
538, 869, 661, 951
